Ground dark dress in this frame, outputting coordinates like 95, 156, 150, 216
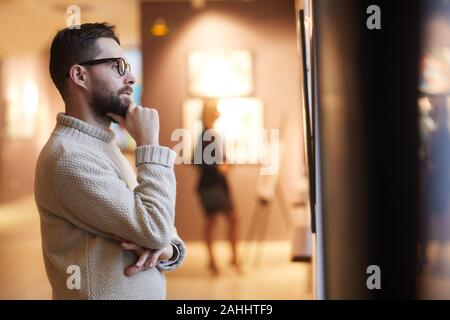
195, 129, 234, 215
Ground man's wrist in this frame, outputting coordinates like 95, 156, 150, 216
158, 243, 179, 267
169, 242, 180, 261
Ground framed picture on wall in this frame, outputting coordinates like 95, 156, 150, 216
187, 49, 254, 98
181, 97, 264, 165
299, 4, 316, 233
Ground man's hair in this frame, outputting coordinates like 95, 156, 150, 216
49, 22, 120, 98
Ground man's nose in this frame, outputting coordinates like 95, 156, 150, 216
124, 71, 136, 86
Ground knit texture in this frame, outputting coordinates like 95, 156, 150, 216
34, 113, 186, 300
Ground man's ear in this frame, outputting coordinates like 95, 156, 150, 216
68, 65, 89, 90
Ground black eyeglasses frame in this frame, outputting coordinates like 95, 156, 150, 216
65, 57, 131, 77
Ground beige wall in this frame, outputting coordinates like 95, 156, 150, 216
0, 0, 141, 203
141, 0, 304, 241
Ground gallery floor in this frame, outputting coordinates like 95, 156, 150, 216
0, 196, 312, 300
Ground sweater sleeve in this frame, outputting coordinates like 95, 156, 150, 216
54, 144, 176, 249
157, 227, 186, 272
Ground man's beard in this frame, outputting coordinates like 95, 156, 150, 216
90, 86, 130, 122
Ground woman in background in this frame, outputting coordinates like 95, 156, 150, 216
195, 100, 241, 276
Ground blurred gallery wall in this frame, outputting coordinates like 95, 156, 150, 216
0, 0, 305, 241
0, 0, 140, 202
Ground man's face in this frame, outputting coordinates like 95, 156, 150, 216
87, 37, 136, 119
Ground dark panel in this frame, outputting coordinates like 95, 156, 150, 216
315, 0, 421, 298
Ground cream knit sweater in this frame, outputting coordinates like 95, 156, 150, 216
34, 113, 185, 300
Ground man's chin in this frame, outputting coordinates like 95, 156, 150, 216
121, 93, 132, 104
106, 106, 129, 123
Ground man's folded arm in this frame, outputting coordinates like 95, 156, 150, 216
54, 144, 177, 249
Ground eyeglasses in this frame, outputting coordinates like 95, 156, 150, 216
65, 57, 131, 77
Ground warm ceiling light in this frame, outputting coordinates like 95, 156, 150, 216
150, 18, 170, 37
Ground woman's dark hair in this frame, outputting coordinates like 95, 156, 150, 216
49, 22, 120, 98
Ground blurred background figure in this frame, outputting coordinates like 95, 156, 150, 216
195, 100, 241, 276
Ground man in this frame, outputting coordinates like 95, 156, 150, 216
34, 22, 185, 299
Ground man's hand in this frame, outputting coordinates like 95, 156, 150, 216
117, 238, 174, 277
107, 104, 159, 146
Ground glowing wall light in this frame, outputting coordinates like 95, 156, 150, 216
2, 55, 42, 140
215, 97, 263, 164
188, 49, 253, 98
6, 78, 39, 140
420, 47, 450, 94
182, 97, 263, 164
